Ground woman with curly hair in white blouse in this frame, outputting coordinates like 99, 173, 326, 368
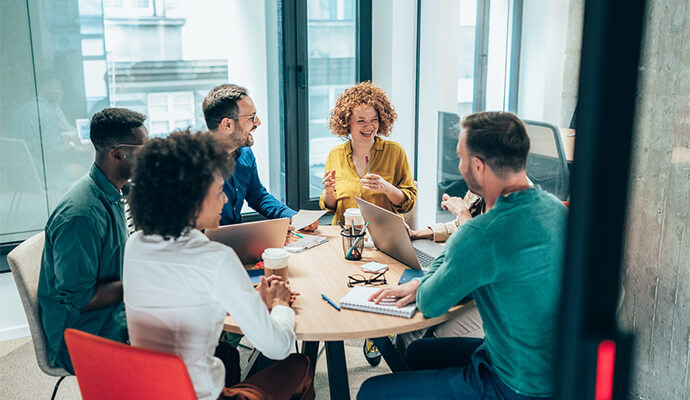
123, 130, 314, 400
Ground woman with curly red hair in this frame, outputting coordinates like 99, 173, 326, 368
319, 81, 417, 225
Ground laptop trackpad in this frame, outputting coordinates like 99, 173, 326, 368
412, 239, 444, 258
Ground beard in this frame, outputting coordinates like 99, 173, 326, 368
463, 167, 482, 195
231, 131, 253, 148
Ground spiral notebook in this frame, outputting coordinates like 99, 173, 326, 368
338, 286, 417, 318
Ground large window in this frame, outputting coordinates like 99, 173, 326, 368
0, 0, 516, 246
307, 0, 358, 198
0, 0, 285, 243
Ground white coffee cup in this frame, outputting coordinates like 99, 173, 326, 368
262, 248, 289, 280
343, 208, 365, 229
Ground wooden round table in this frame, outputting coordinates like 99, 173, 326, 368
224, 226, 468, 400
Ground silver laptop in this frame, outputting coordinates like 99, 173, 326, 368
355, 198, 443, 270
205, 218, 290, 265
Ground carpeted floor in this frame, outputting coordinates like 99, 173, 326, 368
0, 336, 390, 399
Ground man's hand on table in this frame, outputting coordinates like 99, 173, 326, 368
256, 275, 299, 311
368, 280, 420, 308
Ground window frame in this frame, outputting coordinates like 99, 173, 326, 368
282, 0, 372, 212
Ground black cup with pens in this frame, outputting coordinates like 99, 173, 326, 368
340, 221, 368, 260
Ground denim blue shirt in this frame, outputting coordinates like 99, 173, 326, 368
221, 147, 297, 225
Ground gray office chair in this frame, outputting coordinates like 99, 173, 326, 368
7, 232, 72, 400
435, 113, 571, 204
522, 120, 570, 200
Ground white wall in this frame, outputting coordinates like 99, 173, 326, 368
415, 0, 463, 226
517, 0, 570, 125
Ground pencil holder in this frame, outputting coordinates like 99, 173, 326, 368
341, 228, 365, 260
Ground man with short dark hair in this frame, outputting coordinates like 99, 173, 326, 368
202, 84, 317, 230
38, 107, 148, 372
358, 112, 567, 399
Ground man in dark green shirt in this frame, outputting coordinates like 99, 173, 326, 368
359, 112, 567, 399
38, 108, 148, 372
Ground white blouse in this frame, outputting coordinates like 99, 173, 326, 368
123, 229, 295, 400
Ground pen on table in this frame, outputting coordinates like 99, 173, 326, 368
290, 230, 304, 239
321, 294, 341, 311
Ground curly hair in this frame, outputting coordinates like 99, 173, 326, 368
128, 130, 235, 240
329, 81, 397, 138
90, 108, 146, 151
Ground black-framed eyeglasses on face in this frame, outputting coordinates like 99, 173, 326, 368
112, 143, 145, 149
227, 113, 258, 125
347, 271, 387, 287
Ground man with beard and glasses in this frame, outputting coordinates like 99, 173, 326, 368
202, 84, 318, 231
358, 112, 567, 400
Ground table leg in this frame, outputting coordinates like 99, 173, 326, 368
301, 341, 319, 377
325, 341, 350, 400
371, 336, 408, 372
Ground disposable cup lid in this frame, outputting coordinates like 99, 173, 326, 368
262, 248, 288, 260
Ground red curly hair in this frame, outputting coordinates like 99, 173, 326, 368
329, 81, 397, 138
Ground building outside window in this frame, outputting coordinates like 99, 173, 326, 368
307, 0, 358, 198
0, 0, 283, 244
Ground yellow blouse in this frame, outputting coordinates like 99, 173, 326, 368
319, 136, 417, 225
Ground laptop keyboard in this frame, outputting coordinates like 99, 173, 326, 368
413, 246, 436, 268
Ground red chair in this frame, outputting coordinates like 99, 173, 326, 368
64, 328, 197, 400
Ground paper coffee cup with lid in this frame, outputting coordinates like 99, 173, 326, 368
262, 248, 289, 280
343, 208, 365, 229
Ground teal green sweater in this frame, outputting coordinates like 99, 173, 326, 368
417, 187, 567, 396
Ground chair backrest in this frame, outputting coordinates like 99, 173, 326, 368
523, 120, 570, 200
64, 328, 197, 400
435, 113, 571, 202
7, 232, 70, 377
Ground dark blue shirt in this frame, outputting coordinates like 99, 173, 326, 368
221, 147, 297, 225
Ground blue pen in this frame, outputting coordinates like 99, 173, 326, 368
321, 294, 341, 311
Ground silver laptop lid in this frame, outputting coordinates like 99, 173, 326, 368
355, 198, 423, 270
205, 218, 289, 265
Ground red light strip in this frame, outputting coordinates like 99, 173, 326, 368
595, 339, 616, 400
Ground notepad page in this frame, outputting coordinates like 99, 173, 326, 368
338, 286, 417, 318
284, 234, 328, 253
